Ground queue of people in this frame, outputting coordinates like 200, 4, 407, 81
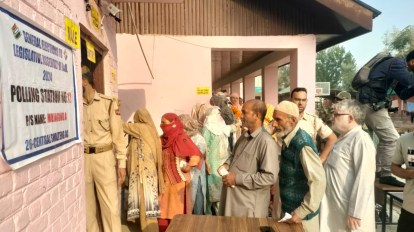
81, 49, 414, 232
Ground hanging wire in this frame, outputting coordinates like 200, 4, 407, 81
127, 3, 155, 79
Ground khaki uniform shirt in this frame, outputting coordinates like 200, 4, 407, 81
298, 112, 333, 143
83, 91, 127, 168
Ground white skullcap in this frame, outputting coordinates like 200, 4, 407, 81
276, 101, 299, 118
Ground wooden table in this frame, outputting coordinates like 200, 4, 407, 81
166, 215, 304, 232
374, 179, 404, 232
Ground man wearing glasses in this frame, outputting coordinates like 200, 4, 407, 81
290, 87, 337, 163
320, 99, 376, 232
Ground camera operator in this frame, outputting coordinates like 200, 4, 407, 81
358, 50, 414, 187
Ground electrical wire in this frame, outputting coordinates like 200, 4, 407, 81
127, 3, 155, 79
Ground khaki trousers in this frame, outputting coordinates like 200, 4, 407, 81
364, 106, 400, 176
85, 150, 121, 232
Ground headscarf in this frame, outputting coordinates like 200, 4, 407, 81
123, 108, 165, 193
179, 114, 200, 138
179, 114, 205, 170
210, 95, 235, 125
160, 113, 202, 157
191, 103, 212, 131
204, 106, 232, 137
230, 92, 241, 110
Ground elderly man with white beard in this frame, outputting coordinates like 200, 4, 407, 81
273, 101, 326, 232
320, 99, 376, 232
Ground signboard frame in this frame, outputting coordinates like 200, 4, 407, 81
0, 7, 80, 169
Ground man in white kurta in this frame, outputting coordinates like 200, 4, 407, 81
320, 99, 376, 232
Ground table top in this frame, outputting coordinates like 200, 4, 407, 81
388, 192, 404, 201
374, 179, 404, 191
166, 215, 304, 232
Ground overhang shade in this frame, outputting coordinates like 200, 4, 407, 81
114, 0, 380, 89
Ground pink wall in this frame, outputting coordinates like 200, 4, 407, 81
0, 0, 119, 231
116, 34, 317, 126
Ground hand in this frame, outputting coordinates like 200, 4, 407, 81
217, 164, 229, 174
117, 168, 126, 186
222, 172, 236, 187
407, 169, 414, 179
287, 211, 302, 224
181, 165, 191, 173
235, 120, 242, 128
270, 184, 276, 195
347, 216, 361, 230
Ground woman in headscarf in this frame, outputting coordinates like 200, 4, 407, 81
190, 103, 212, 131
210, 95, 235, 126
229, 92, 242, 111
210, 95, 236, 151
179, 114, 207, 215
158, 113, 201, 231
122, 108, 163, 232
203, 106, 237, 215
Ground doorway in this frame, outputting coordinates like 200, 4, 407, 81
81, 37, 104, 94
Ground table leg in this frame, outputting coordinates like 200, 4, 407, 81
390, 195, 393, 224
382, 192, 386, 232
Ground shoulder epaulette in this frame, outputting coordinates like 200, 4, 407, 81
98, 93, 113, 115
98, 93, 113, 101
305, 112, 317, 118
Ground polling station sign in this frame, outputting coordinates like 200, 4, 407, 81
0, 7, 80, 169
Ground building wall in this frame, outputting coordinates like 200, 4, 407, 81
0, 0, 119, 231
116, 34, 316, 128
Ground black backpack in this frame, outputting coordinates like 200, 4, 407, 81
352, 52, 393, 90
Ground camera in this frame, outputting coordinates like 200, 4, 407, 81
372, 100, 391, 111
107, 3, 121, 22
388, 107, 399, 113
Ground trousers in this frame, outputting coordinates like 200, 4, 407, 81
85, 150, 121, 232
364, 106, 399, 176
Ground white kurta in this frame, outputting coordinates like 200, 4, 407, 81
320, 126, 376, 232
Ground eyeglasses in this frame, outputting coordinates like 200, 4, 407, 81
333, 113, 350, 118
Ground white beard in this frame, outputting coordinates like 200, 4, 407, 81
276, 125, 294, 140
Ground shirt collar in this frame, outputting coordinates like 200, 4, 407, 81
300, 112, 311, 121
282, 124, 300, 148
83, 90, 100, 105
243, 126, 263, 139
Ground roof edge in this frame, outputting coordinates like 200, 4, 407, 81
353, 0, 381, 18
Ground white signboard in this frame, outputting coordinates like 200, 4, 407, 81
0, 7, 80, 169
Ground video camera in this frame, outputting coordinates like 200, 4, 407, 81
372, 101, 390, 111
371, 100, 399, 112
388, 107, 399, 113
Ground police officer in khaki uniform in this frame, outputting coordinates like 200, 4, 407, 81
290, 87, 337, 163
82, 66, 127, 232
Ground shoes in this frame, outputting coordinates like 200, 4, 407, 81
379, 176, 405, 187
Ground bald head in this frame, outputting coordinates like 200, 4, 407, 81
244, 99, 267, 123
